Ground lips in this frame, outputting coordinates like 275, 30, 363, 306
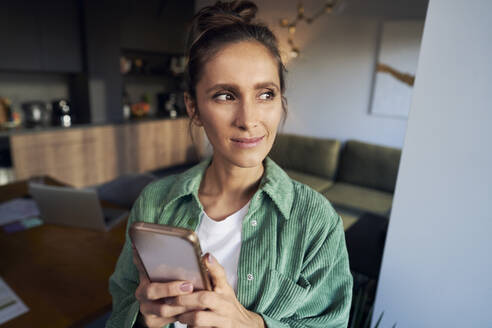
231, 136, 265, 148
231, 136, 264, 143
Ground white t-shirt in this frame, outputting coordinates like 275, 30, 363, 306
174, 201, 250, 328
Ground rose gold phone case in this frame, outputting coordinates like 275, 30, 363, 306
130, 222, 212, 291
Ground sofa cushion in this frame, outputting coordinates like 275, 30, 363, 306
323, 182, 393, 217
337, 140, 401, 193
269, 134, 341, 180
284, 169, 334, 192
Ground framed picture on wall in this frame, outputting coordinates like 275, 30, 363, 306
370, 20, 425, 119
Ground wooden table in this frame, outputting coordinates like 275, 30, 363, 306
0, 177, 128, 327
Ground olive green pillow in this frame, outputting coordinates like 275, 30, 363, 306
269, 134, 341, 180
337, 140, 401, 193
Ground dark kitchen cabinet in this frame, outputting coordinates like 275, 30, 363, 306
0, 0, 42, 71
120, 0, 194, 53
39, 0, 82, 72
0, 0, 82, 72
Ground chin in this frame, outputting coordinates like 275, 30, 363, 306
232, 153, 266, 168
219, 150, 267, 169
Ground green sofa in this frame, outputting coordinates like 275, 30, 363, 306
269, 134, 401, 228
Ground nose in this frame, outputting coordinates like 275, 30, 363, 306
234, 98, 258, 130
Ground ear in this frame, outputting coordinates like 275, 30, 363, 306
184, 92, 202, 126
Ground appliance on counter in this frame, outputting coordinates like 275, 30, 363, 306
20, 99, 73, 128
51, 99, 72, 127
157, 92, 186, 118
21, 101, 51, 128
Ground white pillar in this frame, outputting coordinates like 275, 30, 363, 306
373, 0, 492, 327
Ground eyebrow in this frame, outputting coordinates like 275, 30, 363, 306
206, 82, 280, 94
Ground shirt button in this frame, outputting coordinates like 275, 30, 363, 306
251, 220, 257, 227
247, 273, 254, 281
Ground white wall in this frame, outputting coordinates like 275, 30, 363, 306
371, 21, 424, 118
195, 0, 425, 148
373, 0, 492, 326
282, 14, 408, 148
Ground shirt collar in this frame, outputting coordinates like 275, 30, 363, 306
163, 156, 293, 221
163, 157, 211, 210
258, 157, 294, 220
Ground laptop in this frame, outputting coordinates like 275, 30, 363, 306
29, 183, 129, 231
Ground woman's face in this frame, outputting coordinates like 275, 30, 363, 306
186, 41, 283, 169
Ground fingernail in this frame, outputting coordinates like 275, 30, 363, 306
206, 253, 214, 264
180, 282, 193, 292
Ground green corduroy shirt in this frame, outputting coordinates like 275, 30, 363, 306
106, 157, 353, 328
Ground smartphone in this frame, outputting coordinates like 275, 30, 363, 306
129, 222, 212, 291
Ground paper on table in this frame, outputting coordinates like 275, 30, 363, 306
0, 198, 40, 226
0, 277, 29, 325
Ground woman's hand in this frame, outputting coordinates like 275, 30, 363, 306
132, 247, 201, 328
174, 253, 265, 328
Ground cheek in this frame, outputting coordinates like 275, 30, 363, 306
264, 104, 283, 131
197, 104, 231, 138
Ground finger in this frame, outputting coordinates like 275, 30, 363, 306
173, 291, 230, 313
177, 310, 223, 327
203, 253, 230, 291
140, 313, 175, 328
140, 299, 192, 318
138, 281, 195, 301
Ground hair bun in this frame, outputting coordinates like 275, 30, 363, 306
188, 1, 258, 50
222, 0, 258, 23
200, 1, 257, 26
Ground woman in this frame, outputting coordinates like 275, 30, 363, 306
106, 1, 352, 327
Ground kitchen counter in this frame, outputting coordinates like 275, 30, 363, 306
0, 115, 189, 138
5, 117, 204, 187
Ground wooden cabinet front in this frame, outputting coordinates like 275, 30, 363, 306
10, 118, 204, 187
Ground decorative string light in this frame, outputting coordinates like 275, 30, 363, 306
279, 1, 339, 58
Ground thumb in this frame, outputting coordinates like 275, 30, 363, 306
203, 253, 230, 292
